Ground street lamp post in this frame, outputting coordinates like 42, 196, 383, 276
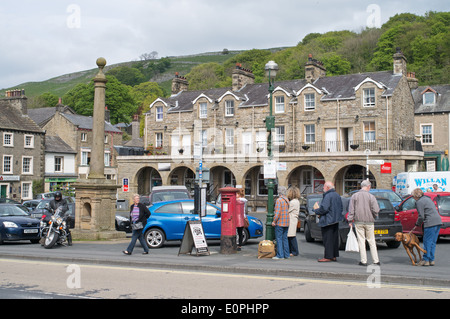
264, 61, 278, 241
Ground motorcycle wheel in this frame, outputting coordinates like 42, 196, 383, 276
44, 230, 59, 249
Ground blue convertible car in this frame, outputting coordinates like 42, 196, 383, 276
143, 199, 264, 248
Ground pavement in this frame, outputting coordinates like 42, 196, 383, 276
1, 232, 450, 289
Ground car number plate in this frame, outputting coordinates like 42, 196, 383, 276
24, 229, 38, 234
374, 229, 388, 235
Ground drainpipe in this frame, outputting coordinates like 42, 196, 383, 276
386, 96, 389, 150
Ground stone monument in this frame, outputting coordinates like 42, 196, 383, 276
72, 58, 125, 240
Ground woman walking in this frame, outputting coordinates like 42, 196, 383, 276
123, 194, 151, 255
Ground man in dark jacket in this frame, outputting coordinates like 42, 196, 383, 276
49, 191, 72, 245
313, 181, 343, 262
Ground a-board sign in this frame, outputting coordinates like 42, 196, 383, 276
178, 220, 210, 256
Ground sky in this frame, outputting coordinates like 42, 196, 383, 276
0, 0, 448, 89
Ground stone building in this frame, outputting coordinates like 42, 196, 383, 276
413, 84, 450, 171
0, 90, 45, 201
41, 108, 123, 182
117, 50, 423, 212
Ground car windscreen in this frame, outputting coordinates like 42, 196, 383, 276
0, 205, 30, 217
376, 192, 402, 202
152, 191, 189, 203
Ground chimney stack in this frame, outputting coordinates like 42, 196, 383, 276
393, 47, 407, 76
232, 63, 255, 91
2, 89, 27, 114
305, 54, 326, 83
171, 72, 189, 95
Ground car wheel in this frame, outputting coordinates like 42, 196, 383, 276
145, 228, 165, 249
236, 228, 249, 245
304, 222, 314, 242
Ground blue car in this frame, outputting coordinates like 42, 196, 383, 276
0, 204, 41, 244
347, 189, 403, 207
143, 199, 264, 248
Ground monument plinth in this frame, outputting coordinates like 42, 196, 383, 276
72, 58, 125, 241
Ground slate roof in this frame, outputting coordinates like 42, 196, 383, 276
0, 102, 45, 134
61, 113, 122, 133
154, 70, 402, 113
413, 85, 450, 114
28, 105, 75, 126
45, 136, 76, 154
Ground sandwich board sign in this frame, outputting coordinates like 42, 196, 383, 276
178, 220, 210, 256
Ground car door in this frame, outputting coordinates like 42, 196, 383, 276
181, 201, 221, 239
397, 196, 417, 232
153, 202, 184, 240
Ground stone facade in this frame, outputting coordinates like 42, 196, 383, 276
0, 91, 45, 201
117, 52, 424, 211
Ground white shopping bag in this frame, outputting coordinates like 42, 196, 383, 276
345, 225, 359, 252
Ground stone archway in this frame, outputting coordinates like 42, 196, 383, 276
287, 165, 325, 196
334, 164, 377, 195
136, 166, 162, 195
169, 166, 196, 193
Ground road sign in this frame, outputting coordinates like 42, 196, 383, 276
367, 160, 385, 165
122, 178, 129, 192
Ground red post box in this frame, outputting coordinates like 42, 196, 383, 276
219, 187, 239, 254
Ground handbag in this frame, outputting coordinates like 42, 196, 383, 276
345, 225, 359, 252
244, 217, 249, 228
131, 222, 144, 230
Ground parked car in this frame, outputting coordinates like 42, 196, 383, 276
34, 192, 56, 200
304, 196, 402, 249
0, 198, 20, 204
395, 192, 450, 237
22, 200, 41, 212
140, 186, 191, 206
115, 213, 131, 233
143, 199, 264, 248
29, 197, 76, 228
347, 189, 403, 207
0, 204, 41, 244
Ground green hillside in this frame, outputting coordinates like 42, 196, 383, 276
2, 11, 448, 110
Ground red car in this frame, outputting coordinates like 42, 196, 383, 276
395, 192, 450, 237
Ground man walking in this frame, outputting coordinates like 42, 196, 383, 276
347, 180, 380, 266
313, 181, 343, 262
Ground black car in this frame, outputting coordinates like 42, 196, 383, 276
304, 195, 402, 249
29, 197, 75, 229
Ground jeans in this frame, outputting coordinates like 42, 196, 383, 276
423, 225, 441, 262
275, 226, 289, 258
288, 236, 299, 256
126, 229, 149, 253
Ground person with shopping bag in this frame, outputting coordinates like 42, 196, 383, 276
347, 180, 380, 266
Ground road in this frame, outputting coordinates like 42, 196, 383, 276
1, 258, 450, 300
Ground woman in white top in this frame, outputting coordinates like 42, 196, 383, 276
287, 186, 301, 256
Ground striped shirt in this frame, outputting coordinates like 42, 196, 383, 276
273, 195, 290, 227
131, 205, 140, 223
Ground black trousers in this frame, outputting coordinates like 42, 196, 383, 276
321, 223, 339, 259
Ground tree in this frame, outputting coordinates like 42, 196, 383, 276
106, 66, 145, 87
62, 75, 137, 124
186, 63, 229, 90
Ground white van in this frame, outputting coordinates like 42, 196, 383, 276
395, 171, 450, 197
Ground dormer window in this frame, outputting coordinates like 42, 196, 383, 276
363, 88, 376, 107
275, 96, 285, 113
156, 106, 164, 121
225, 100, 234, 117
199, 102, 207, 118
304, 93, 315, 111
423, 92, 435, 105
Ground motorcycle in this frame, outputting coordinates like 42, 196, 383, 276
40, 206, 72, 249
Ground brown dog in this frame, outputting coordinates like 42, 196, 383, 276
395, 232, 427, 266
